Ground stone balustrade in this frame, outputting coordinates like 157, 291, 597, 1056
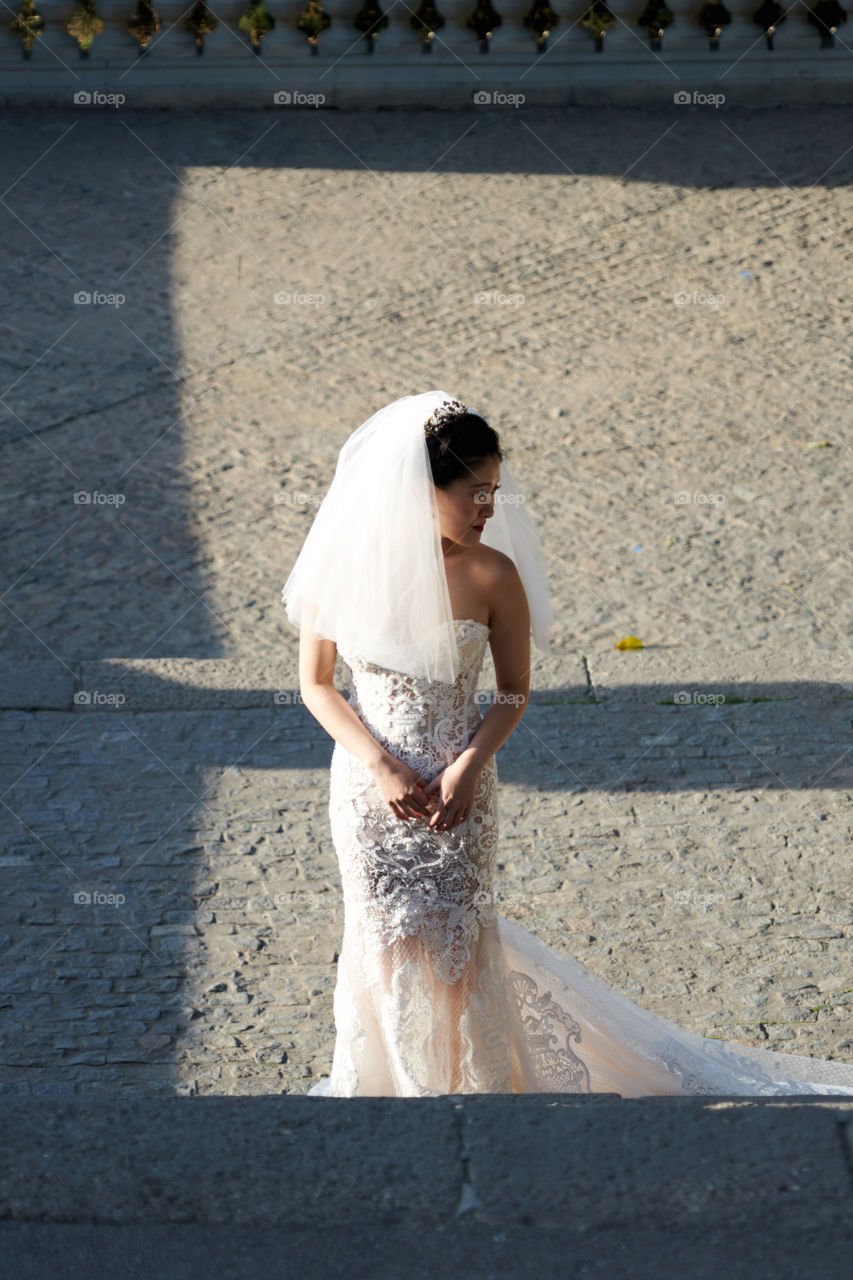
1, 0, 852, 106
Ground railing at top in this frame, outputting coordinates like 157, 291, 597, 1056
4, 0, 851, 60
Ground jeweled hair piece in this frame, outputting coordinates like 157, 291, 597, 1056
424, 397, 469, 435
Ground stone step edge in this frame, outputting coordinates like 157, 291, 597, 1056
0, 653, 849, 712
0, 1095, 851, 1230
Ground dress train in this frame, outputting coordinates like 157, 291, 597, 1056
308, 620, 853, 1099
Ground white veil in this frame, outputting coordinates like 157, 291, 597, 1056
281, 390, 553, 683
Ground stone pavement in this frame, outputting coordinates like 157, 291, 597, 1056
2, 103, 852, 1266
2, 107, 852, 672
1, 648, 851, 1099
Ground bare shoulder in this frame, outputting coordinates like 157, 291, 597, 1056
470, 545, 517, 581
445, 545, 526, 629
471, 547, 529, 627
475, 547, 530, 693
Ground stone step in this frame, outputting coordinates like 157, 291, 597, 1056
1, 1094, 851, 1231
0, 651, 848, 711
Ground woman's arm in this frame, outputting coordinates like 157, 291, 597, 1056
422, 553, 531, 829
298, 606, 432, 821
298, 607, 392, 773
456, 552, 531, 775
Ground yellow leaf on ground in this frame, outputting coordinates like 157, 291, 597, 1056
615, 635, 644, 650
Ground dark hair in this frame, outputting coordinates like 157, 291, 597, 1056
425, 412, 505, 489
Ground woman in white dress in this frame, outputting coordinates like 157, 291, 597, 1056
282, 391, 853, 1099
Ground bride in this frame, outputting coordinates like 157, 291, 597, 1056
281, 390, 853, 1098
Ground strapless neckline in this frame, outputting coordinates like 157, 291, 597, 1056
452, 617, 490, 634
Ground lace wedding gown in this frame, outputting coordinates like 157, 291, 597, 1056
309, 619, 853, 1098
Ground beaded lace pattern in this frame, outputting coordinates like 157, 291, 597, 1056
315, 620, 853, 1098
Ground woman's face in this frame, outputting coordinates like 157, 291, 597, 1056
434, 455, 501, 554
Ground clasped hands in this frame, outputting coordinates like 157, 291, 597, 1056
370, 755, 479, 831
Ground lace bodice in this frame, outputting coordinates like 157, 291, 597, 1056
337, 618, 491, 777
329, 619, 498, 990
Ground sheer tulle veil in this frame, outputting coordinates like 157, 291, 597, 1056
280, 390, 554, 680
281, 393, 853, 1100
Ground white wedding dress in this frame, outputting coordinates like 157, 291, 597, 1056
308, 619, 853, 1098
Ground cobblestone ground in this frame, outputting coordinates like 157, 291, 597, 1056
1, 106, 851, 1096
1, 661, 851, 1097
1, 107, 852, 670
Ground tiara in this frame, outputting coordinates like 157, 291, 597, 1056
424, 397, 468, 435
